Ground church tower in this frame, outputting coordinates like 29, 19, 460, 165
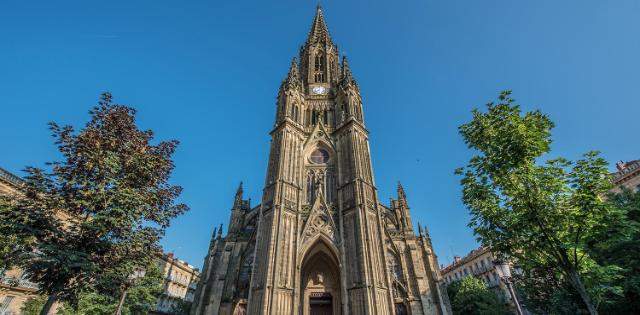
191, 6, 451, 315
248, 5, 393, 314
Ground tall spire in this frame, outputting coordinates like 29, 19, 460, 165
306, 4, 333, 45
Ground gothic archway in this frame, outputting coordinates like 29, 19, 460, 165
299, 239, 341, 315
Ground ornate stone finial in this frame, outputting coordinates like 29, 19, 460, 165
209, 226, 219, 248
282, 57, 302, 91
234, 181, 244, 208
341, 56, 357, 86
236, 181, 243, 195
217, 223, 223, 239
418, 222, 423, 236
397, 181, 407, 205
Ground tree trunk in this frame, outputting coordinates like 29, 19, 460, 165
39, 293, 58, 315
567, 267, 598, 315
114, 288, 128, 315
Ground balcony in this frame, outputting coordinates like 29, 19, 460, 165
1, 275, 39, 290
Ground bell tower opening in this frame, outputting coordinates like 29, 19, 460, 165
300, 240, 341, 315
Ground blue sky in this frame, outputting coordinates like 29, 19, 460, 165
1, 0, 639, 269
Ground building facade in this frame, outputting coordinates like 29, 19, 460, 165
612, 159, 640, 193
0, 167, 40, 315
154, 253, 201, 314
191, 7, 451, 315
440, 247, 518, 309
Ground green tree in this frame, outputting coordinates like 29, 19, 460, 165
21, 256, 164, 315
456, 91, 620, 315
514, 260, 587, 314
588, 188, 640, 314
0, 195, 33, 270
1, 93, 187, 314
170, 299, 193, 315
448, 276, 509, 315
21, 296, 48, 315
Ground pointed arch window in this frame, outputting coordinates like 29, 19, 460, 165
314, 52, 326, 83
307, 171, 316, 204
290, 104, 299, 123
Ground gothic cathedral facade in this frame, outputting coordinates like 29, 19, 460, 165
191, 7, 451, 315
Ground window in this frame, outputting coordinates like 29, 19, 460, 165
291, 105, 299, 122
309, 149, 330, 164
315, 53, 324, 71
314, 52, 326, 82
0, 296, 14, 313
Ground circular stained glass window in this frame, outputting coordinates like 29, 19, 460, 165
309, 148, 330, 164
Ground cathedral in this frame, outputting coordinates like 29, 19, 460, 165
190, 6, 451, 315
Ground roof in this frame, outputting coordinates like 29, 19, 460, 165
613, 159, 640, 183
440, 246, 491, 274
0, 167, 25, 188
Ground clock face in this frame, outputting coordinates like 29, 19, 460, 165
312, 86, 326, 95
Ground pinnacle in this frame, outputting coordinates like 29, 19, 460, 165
341, 56, 356, 86
236, 181, 243, 196
306, 4, 332, 45
287, 57, 299, 77
397, 181, 406, 197
282, 57, 302, 91
233, 181, 244, 209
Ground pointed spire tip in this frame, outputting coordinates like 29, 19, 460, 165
306, 3, 331, 45
236, 181, 243, 193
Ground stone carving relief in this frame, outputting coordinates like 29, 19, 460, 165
300, 195, 338, 247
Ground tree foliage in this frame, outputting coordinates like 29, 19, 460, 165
21, 262, 164, 315
589, 188, 640, 314
1, 93, 187, 313
447, 276, 509, 315
456, 91, 620, 315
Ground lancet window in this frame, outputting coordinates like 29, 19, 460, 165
305, 147, 335, 204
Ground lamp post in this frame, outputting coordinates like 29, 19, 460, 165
493, 260, 524, 315
114, 268, 146, 315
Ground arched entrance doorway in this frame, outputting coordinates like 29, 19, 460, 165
300, 240, 341, 315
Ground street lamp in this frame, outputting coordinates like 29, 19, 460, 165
114, 268, 146, 315
493, 260, 524, 315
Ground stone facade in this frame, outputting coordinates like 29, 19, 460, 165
440, 247, 515, 307
191, 6, 451, 315
612, 159, 640, 193
0, 167, 41, 315
153, 253, 201, 314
